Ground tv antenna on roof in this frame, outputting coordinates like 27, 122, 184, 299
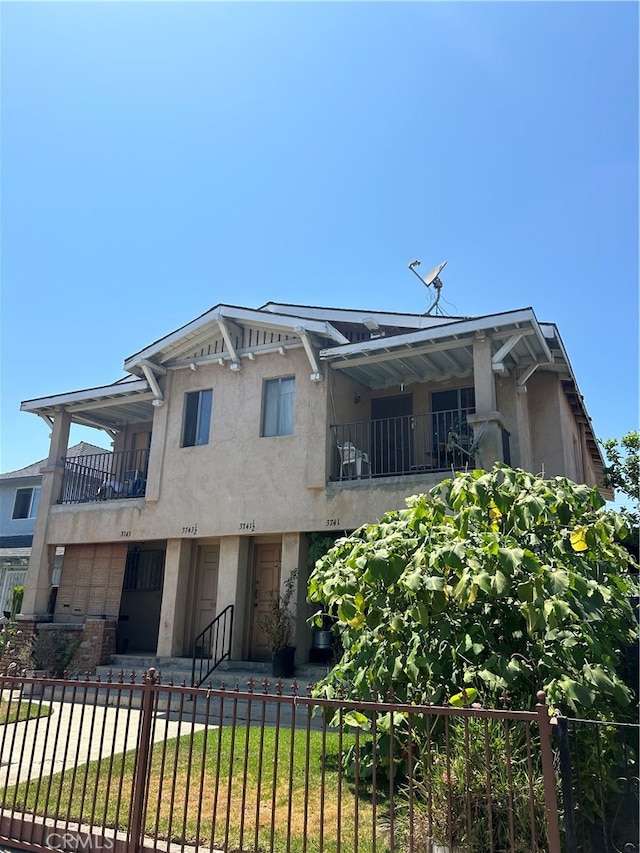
408, 259, 447, 315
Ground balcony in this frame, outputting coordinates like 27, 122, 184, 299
60, 449, 150, 504
331, 408, 477, 481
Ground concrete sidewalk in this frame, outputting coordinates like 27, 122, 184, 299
0, 699, 205, 787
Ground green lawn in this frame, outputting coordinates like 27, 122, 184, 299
9, 725, 391, 853
0, 698, 51, 725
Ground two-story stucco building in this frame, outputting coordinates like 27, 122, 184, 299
18, 300, 609, 670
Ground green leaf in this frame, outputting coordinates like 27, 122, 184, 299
343, 711, 371, 730
492, 570, 508, 594
558, 677, 594, 708
449, 688, 478, 707
550, 569, 570, 595
497, 547, 524, 573
403, 568, 423, 591
337, 598, 356, 623
584, 665, 616, 694
473, 570, 492, 594
517, 580, 533, 602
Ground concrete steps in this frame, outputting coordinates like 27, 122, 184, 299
95, 655, 330, 693
51, 657, 336, 728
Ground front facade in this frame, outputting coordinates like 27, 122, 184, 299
18, 301, 609, 665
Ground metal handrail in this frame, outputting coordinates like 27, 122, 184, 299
191, 604, 234, 687
331, 408, 477, 480
60, 448, 150, 504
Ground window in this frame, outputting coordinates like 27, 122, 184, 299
431, 386, 476, 415
182, 389, 213, 447
262, 377, 295, 437
12, 487, 40, 520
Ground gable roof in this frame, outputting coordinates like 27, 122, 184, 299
1, 442, 111, 480
18, 300, 606, 485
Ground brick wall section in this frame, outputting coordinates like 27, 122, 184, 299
1, 618, 117, 675
55, 543, 128, 622
72, 617, 117, 672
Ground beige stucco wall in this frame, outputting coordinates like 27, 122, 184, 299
528, 372, 569, 478
44, 351, 460, 547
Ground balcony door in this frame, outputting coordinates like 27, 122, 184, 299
371, 394, 413, 475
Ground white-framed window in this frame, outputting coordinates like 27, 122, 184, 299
12, 486, 41, 520
182, 389, 213, 447
261, 376, 295, 437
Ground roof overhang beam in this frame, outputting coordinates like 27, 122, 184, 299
139, 362, 164, 406
295, 327, 323, 381
517, 363, 540, 390
492, 333, 525, 375
213, 314, 242, 371
323, 336, 472, 372
21, 379, 152, 413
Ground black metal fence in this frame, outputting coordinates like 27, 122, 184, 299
60, 449, 150, 504
0, 672, 564, 853
331, 409, 476, 481
555, 716, 639, 853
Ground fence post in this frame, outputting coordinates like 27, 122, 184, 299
536, 690, 561, 853
128, 668, 157, 853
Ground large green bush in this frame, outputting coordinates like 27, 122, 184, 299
308, 465, 638, 718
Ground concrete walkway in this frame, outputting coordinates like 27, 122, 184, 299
0, 698, 206, 787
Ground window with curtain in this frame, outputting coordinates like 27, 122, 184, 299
261, 377, 295, 437
182, 389, 213, 447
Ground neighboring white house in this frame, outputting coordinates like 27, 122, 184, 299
0, 442, 109, 614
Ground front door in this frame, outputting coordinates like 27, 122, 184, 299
249, 543, 281, 661
194, 544, 219, 652
371, 394, 413, 474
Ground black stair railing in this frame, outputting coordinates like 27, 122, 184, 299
191, 605, 234, 687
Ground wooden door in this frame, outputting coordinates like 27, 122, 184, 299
371, 394, 413, 474
131, 431, 151, 474
249, 543, 281, 661
194, 544, 219, 651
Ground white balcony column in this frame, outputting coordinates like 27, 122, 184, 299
473, 334, 497, 412
144, 372, 171, 503
470, 335, 504, 469
156, 539, 192, 657
22, 408, 72, 618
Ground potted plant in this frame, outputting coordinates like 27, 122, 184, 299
260, 568, 297, 678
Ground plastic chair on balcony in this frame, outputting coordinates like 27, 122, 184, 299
338, 441, 372, 478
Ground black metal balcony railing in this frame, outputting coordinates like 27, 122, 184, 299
60, 449, 150, 504
331, 408, 477, 481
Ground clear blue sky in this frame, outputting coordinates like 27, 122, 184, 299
1, 1, 638, 475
